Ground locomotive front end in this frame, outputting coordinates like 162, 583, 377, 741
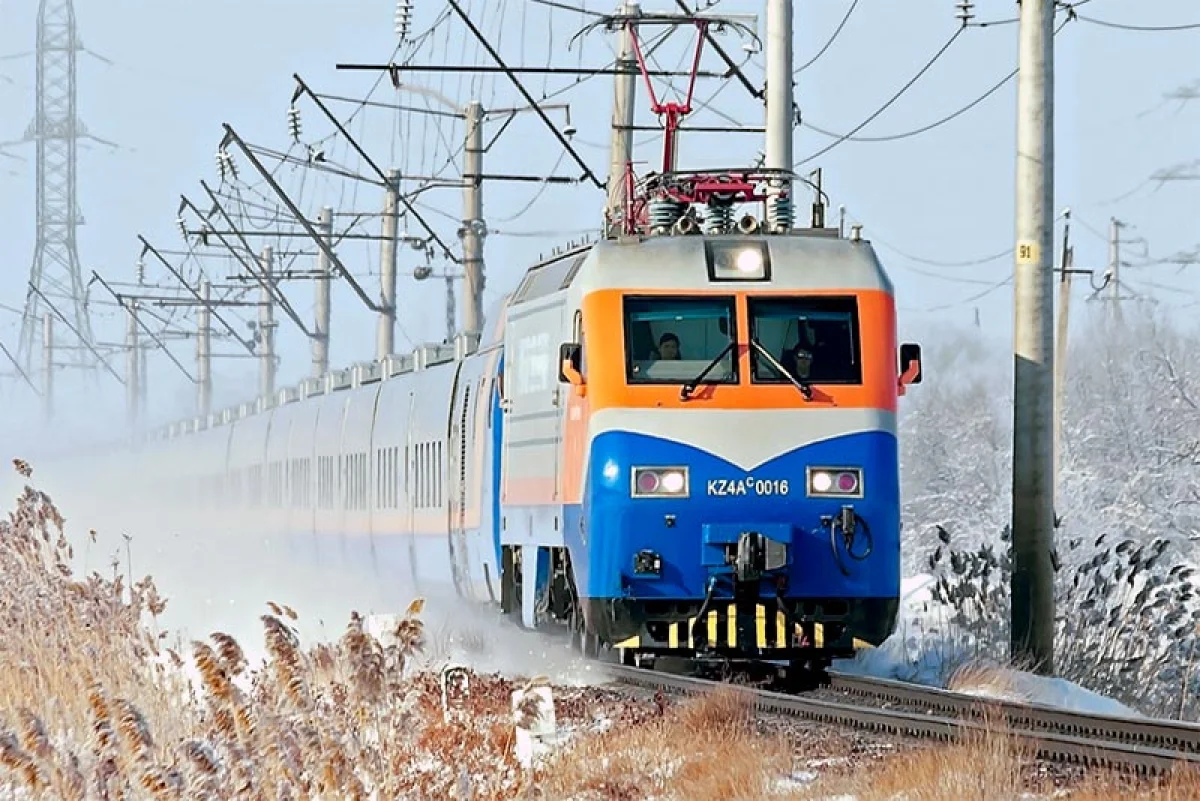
560, 233, 922, 668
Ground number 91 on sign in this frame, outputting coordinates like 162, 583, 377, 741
706, 477, 790, 497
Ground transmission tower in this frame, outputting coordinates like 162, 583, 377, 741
17, 0, 94, 371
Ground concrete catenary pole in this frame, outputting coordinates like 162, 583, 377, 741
764, 0, 795, 233
378, 170, 400, 360
461, 101, 486, 339
313, 205, 333, 377
1052, 214, 1072, 509
606, 1, 640, 227
41, 314, 53, 421
445, 273, 456, 344
1109, 217, 1122, 324
259, 246, 276, 399
1010, 0, 1056, 675
139, 345, 147, 408
197, 279, 212, 418
126, 299, 140, 426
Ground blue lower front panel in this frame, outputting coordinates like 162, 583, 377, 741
567, 428, 900, 605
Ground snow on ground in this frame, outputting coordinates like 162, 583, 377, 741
834, 574, 1141, 719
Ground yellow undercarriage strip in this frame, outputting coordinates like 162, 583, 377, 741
613, 603, 856, 650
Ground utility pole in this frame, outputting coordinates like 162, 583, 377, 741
126, 299, 140, 427
1053, 212, 1072, 507
445, 274, 456, 343
764, 0, 796, 232
259, 246, 277, 398
1010, 0, 1056, 675
607, 1, 640, 227
379, 170, 399, 360
42, 315, 53, 421
313, 206, 333, 376
1109, 217, 1123, 324
461, 101, 486, 339
197, 280, 212, 418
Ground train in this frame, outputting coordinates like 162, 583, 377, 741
75, 188, 923, 675
53, 16, 925, 675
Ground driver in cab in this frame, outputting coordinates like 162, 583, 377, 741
655, 332, 681, 361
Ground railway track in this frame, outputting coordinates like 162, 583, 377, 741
604, 663, 1200, 776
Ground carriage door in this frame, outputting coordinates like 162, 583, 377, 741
448, 374, 475, 599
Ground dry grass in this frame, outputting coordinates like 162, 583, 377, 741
536, 686, 802, 800
4, 457, 1199, 800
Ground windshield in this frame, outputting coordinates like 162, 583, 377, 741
624, 296, 737, 384
749, 297, 862, 384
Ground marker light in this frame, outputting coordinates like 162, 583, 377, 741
632, 467, 690, 498
807, 467, 863, 498
705, 240, 770, 281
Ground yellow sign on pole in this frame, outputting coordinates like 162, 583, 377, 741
1016, 241, 1040, 264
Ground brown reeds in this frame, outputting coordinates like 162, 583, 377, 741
1, 458, 1188, 799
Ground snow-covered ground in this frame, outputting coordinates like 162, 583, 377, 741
835, 574, 1142, 719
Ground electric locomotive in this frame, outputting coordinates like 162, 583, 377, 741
499, 191, 923, 670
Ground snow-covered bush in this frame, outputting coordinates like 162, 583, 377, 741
897, 305, 1200, 718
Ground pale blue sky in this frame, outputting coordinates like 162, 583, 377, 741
0, 0, 1197, 445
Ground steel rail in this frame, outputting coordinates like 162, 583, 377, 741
828, 670, 1200, 754
603, 663, 1200, 776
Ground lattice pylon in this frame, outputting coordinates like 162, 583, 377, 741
17, 0, 94, 371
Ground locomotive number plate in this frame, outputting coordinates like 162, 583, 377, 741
706, 478, 790, 497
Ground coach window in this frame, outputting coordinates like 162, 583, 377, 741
748, 296, 862, 385
624, 296, 737, 385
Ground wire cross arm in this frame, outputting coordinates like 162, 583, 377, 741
289, 76, 460, 262
88, 272, 198, 384
214, 129, 389, 315
137, 236, 257, 354
27, 283, 126, 387
181, 188, 318, 334
445, 0, 603, 191
338, 63, 726, 78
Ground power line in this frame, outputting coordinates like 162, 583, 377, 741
1075, 14, 1200, 32
794, 27, 964, 168
801, 16, 1073, 145
907, 274, 1013, 313
794, 0, 860, 74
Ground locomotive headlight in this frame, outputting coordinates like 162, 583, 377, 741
735, 247, 763, 275
632, 466, 689, 497
660, 470, 686, 493
807, 466, 863, 498
705, 240, 770, 281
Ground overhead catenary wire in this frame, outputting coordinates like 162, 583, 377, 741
798, 13, 1075, 153
1075, 14, 1200, 32
794, 27, 965, 168
794, 0, 860, 74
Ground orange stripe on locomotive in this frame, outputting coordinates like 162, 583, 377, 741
553, 286, 899, 505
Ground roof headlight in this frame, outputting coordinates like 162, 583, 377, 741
706, 240, 770, 281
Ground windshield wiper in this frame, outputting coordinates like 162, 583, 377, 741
680, 340, 735, 401
750, 339, 813, 401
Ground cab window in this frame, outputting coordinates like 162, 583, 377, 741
749, 296, 862, 384
624, 296, 737, 384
